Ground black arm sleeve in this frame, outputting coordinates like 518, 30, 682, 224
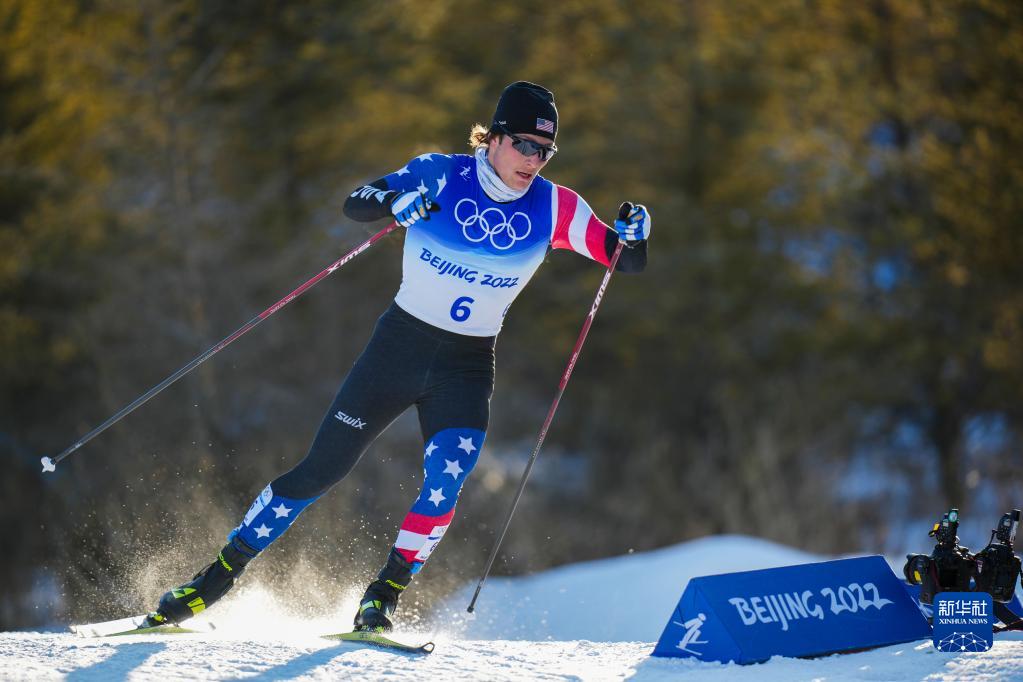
604, 230, 648, 273
343, 178, 399, 222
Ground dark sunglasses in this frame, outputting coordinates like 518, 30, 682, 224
497, 125, 558, 161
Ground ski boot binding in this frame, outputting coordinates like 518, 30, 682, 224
354, 549, 414, 633
143, 538, 255, 627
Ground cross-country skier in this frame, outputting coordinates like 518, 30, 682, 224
144, 81, 651, 634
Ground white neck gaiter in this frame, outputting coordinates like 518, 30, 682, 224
475, 146, 529, 203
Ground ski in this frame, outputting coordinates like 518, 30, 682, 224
321, 630, 435, 654
70, 614, 215, 638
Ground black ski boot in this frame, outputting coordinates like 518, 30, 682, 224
353, 549, 414, 633
142, 538, 256, 627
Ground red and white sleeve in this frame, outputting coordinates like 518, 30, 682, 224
550, 185, 612, 266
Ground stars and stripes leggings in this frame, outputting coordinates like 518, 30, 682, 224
229, 302, 495, 573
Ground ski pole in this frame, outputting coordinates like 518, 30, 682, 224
467, 204, 632, 614
41, 221, 401, 474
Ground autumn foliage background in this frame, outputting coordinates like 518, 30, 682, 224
2, 0, 1022, 629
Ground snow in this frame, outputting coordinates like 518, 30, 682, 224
440, 535, 821, 642
4, 534, 1023, 681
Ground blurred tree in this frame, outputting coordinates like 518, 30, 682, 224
2, 0, 1021, 630
708, 0, 1023, 513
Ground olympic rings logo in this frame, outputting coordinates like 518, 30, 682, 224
455, 198, 532, 250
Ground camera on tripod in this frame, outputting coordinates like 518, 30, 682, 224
904, 507, 1022, 605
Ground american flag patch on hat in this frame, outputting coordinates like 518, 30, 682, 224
536, 117, 555, 133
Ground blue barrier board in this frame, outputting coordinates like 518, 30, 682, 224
653, 555, 931, 664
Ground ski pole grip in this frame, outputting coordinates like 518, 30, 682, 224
616, 202, 634, 245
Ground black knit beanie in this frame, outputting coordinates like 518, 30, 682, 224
491, 81, 558, 141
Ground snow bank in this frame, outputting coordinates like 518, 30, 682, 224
440, 534, 821, 642
5, 534, 1023, 680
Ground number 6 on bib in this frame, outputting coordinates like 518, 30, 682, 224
450, 296, 474, 322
